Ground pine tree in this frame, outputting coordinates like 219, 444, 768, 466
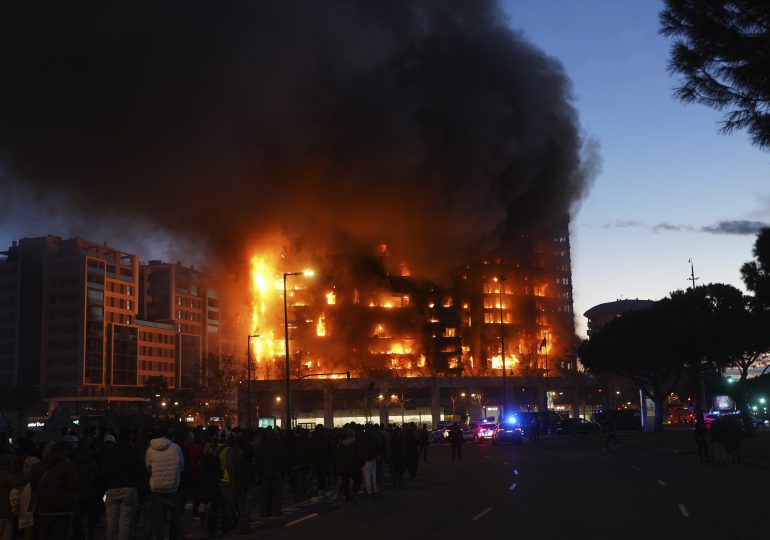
660, 1, 770, 149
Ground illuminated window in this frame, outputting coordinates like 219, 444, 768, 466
534, 284, 546, 297
444, 328, 456, 338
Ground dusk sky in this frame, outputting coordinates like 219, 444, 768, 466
505, 0, 770, 335
1, 1, 768, 338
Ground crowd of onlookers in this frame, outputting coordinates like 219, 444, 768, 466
0, 420, 434, 540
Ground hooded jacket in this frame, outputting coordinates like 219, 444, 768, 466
145, 437, 184, 493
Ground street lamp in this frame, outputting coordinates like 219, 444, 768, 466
495, 274, 507, 419
247, 334, 260, 429
283, 269, 314, 429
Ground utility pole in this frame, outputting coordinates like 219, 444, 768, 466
688, 258, 707, 424
688, 258, 699, 290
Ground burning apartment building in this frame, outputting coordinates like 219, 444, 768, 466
240, 220, 578, 427
1, 2, 600, 424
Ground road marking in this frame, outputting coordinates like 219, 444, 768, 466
472, 507, 493, 521
514, 469, 519, 476
657, 479, 666, 486
631, 466, 641, 471
509, 482, 517, 490
286, 513, 319, 527
678, 504, 689, 518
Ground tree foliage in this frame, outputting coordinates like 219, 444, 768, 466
579, 306, 681, 431
741, 227, 770, 306
580, 283, 768, 430
660, 1, 770, 149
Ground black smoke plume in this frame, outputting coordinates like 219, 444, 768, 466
0, 0, 597, 277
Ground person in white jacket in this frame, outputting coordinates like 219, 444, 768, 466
145, 431, 184, 540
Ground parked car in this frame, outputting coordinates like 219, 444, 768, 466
461, 422, 480, 442
517, 411, 563, 435
477, 422, 497, 441
431, 421, 453, 443
491, 420, 524, 445
555, 417, 602, 436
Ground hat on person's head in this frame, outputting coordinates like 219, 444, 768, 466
103, 434, 116, 444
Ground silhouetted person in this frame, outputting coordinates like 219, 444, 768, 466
417, 424, 430, 463
404, 425, 419, 479
449, 423, 463, 461
389, 427, 406, 486
694, 420, 710, 463
603, 414, 617, 452
725, 415, 742, 462
710, 417, 727, 462
29, 441, 79, 540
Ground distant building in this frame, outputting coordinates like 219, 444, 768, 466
0, 235, 221, 411
583, 299, 655, 336
139, 260, 222, 388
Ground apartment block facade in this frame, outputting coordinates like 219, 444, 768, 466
0, 235, 221, 411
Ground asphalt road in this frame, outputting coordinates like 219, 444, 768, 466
205, 433, 770, 540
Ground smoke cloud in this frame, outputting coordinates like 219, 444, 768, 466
605, 220, 767, 236
0, 0, 596, 279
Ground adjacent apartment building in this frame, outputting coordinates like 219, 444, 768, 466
0, 235, 221, 411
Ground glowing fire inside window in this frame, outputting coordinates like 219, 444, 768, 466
317, 313, 326, 337
444, 328, 456, 337
326, 291, 336, 305
490, 354, 519, 370
390, 342, 412, 354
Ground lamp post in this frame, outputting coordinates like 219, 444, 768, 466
247, 334, 260, 429
496, 274, 507, 419
283, 269, 314, 429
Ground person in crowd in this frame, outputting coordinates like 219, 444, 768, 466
29, 441, 79, 540
172, 426, 193, 523
101, 427, 144, 540
185, 429, 205, 520
310, 425, 330, 495
602, 413, 618, 452
390, 426, 406, 485
449, 423, 463, 461
725, 415, 743, 463
256, 428, 286, 517
205, 428, 239, 537
0, 455, 25, 540
417, 424, 430, 463
72, 438, 101, 540
145, 428, 184, 540
291, 428, 312, 501
694, 419, 710, 463
335, 428, 363, 503
378, 424, 392, 484
133, 430, 152, 540
9, 455, 39, 540
360, 425, 380, 498
404, 424, 420, 479
710, 416, 727, 462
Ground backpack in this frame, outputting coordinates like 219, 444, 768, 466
201, 446, 224, 482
